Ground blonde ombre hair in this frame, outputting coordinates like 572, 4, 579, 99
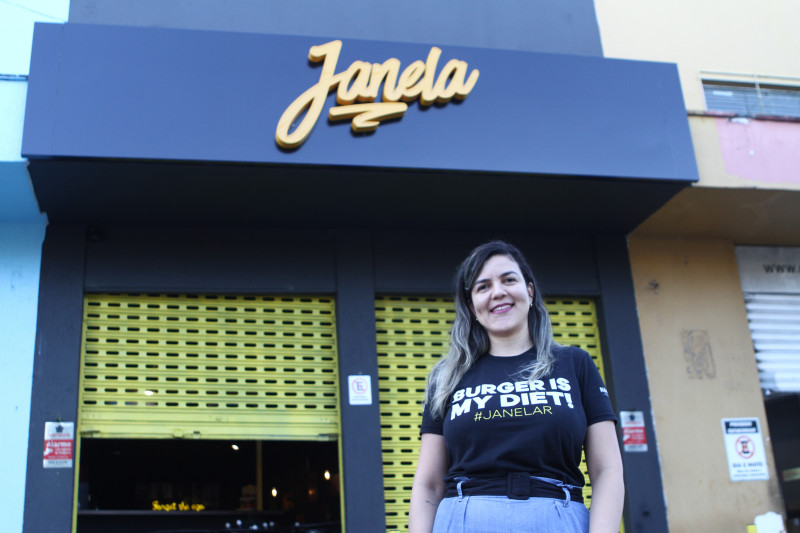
425, 241, 558, 420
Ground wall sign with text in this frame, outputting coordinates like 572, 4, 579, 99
275, 40, 479, 149
43, 422, 74, 468
721, 417, 769, 482
736, 246, 800, 294
348, 375, 373, 406
620, 410, 648, 452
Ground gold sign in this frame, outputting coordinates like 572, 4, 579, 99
152, 500, 206, 512
276, 40, 479, 149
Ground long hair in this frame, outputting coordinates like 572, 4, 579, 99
425, 240, 558, 420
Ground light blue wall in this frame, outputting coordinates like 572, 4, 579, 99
1, 3, 65, 531
0, 222, 46, 533
0, 94, 49, 533
0, 0, 68, 75
0, 79, 48, 533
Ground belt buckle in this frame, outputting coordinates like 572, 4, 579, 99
507, 472, 531, 500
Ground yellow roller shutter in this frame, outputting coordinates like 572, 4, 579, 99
377, 296, 612, 532
78, 293, 339, 441
376, 296, 455, 531
547, 299, 606, 510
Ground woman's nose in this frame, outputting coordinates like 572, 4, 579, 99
491, 284, 507, 297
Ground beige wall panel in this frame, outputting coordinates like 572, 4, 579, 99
628, 236, 783, 531
631, 187, 800, 246
595, 1, 800, 110
689, 117, 800, 191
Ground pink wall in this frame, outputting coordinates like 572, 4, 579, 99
716, 118, 800, 184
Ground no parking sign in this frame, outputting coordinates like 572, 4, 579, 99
721, 418, 769, 481
348, 375, 372, 405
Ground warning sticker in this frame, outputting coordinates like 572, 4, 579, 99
348, 375, 372, 406
43, 422, 74, 469
721, 418, 769, 482
620, 410, 648, 453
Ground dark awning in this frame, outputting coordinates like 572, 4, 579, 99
23, 23, 697, 231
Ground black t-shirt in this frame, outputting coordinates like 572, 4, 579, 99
420, 345, 616, 488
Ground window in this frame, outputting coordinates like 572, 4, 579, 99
703, 78, 800, 118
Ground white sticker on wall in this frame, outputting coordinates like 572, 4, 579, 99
348, 375, 372, 405
43, 422, 74, 468
620, 410, 648, 452
721, 417, 769, 481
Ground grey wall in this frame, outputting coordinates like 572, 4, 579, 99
67, 0, 603, 56
23, 225, 87, 533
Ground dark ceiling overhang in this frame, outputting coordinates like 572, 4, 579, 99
28, 158, 686, 233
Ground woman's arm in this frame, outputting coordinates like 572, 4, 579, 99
408, 433, 449, 533
585, 420, 625, 533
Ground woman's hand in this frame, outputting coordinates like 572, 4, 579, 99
409, 433, 448, 533
585, 420, 625, 533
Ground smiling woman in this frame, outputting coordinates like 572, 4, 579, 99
408, 241, 624, 533
469, 254, 535, 356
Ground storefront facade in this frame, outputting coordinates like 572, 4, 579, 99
595, 1, 800, 529
21, 5, 697, 532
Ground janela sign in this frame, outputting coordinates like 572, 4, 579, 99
275, 40, 480, 149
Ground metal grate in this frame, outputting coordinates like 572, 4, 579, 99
79, 293, 339, 441
376, 296, 611, 531
547, 298, 605, 508
745, 293, 800, 393
703, 80, 800, 118
376, 296, 455, 532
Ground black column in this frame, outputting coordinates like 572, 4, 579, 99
594, 234, 669, 533
23, 224, 87, 533
335, 231, 386, 532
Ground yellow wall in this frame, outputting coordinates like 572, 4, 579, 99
598, 2, 795, 528
595, 0, 800, 193
594, 0, 800, 111
628, 236, 784, 531
688, 116, 800, 191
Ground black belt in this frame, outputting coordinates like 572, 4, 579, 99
445, 472, 583, 504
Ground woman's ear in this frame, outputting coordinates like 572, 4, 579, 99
528, 282, 534, 301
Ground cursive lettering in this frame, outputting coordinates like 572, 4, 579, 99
275, 40, 479, 149
152, 500, 206, 512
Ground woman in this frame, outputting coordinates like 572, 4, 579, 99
409, 241, 624, 533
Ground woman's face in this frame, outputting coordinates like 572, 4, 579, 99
469, 254, 534, 348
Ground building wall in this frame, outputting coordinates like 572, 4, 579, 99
0, 83, 45, 533
0, 223, 46, 533
594, 0, 800, 112
67, 0, 603, 56
627, 236, 784, 530
0, 1, 68, 75
595, 2, 799, 529
595, 0, 800, 192
689, 116, 800, 191
1, 3, 67, 532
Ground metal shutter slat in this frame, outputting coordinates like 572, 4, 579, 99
79, 293, 339, 441
745, 292, 800, 393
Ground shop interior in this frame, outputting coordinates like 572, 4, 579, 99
76, 438, 340, 532
765, 394, 800, 528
